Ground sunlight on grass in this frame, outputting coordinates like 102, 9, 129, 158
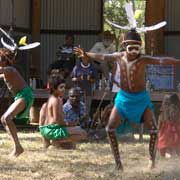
0, 130, 180, 180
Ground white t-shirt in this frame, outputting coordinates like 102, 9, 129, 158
89, 42, 115, 54
112, 62, 121, 93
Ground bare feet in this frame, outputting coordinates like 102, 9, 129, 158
10, 145, 24, 157
60, 142, 76, 150
116, 162, 123, 171
148, 159, 155, 169
43, 138, 51, 149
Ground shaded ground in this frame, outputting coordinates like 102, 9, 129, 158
0, 131, 180, 180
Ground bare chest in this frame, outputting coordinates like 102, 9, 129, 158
119, 57, 144, 90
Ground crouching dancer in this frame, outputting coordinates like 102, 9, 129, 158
39, 76, 87, 148
74, 29, 180, 170
0, 48, 34, 156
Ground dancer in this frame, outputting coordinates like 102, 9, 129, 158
0, 27, 40, 156
74, 28, 180, 170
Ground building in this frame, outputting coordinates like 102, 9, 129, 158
0, 0, 103, 85
146, 0, 180, 89
0, 0, 179, 88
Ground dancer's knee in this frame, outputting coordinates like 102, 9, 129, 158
1, 114, 13, 125
105, 125, 116, 134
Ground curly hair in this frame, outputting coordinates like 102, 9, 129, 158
0, 48, 16, 65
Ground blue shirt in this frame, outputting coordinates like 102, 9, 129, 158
63, 100, 86, 124
71, 62, 97, 95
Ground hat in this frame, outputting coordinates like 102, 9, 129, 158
122, 29, 142, 44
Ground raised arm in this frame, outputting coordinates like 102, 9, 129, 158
74, 47, 117, 62
143, 55, 180, 65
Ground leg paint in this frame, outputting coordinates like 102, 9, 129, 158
106, 129, 123, 170
149, 115, 158, 168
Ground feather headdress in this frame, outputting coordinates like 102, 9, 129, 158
0, 27, 40, 52
106, 2, 166, 33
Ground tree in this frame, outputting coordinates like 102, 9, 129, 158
104, 0, 146, 50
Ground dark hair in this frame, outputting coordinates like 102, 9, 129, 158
48, 76, 65, 94
65, 33, 74, 42
68, 87, 81, 97
0, 48, 16, 65
47, 61, 64, 75
124, 29, 141, 42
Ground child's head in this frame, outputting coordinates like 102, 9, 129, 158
48, 75, 65, 96
161, 93, 180, 121
0, 48, 16, 66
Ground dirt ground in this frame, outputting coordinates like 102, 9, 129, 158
0, 131, 180, 180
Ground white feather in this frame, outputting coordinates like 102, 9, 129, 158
18, 42, 40, 50
124, 2, 137, 28
1, 38, 16, 51
0, 27, 16, 47
137, 21, 167, 32
106, 19, 131, 30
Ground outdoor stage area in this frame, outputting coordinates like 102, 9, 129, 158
0, 131, 180, 180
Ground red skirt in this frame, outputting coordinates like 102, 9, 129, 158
158, 120, 180, 155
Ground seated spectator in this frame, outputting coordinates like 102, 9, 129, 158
63, 87, 90, 129
39, 76, 87, 149
71, 58, 98, 114
47, 60, 72, 90
56, 34, 76, 75
158, 93, 180, 158
89, 30, 116, 80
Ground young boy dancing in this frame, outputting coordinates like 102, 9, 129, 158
0, 27, 40, 157
0, 48, 34, 156
74, 29, 180, 170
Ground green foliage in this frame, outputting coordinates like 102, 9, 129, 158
104, 0, 146, 50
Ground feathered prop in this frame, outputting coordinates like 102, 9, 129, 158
0, 27, 40, 52
106, 2, 167, 33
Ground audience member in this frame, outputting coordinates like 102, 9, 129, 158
56, 34, 76, 74
39, 76, 87, 149
63, 87, 90, 129
111, 61, 121, 93
89, 31, 116, 80
71, 58, 98, 114
158, 93, 180, 158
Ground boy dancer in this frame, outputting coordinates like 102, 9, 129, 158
0, 27, 40, 156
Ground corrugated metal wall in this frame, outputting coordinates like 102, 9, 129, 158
164, 0, 180, 84
40, 0, 102, 83
0, 0, 30, 28
165, 0, 180, 57
41, 0, 101, 31
40, 34, 99, 83
0, 0, 102, 84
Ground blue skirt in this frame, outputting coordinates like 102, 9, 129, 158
115, 89, 154, 135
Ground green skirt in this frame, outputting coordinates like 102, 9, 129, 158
39, 124, 69, 140
15, 87, 34, 120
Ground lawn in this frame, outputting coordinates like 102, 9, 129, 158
0, 130, 180, 180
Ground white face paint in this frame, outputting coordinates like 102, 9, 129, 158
126, 44, 141, 55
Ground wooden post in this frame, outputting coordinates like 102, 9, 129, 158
145, 0, 165, 55
31, 0, 41, 78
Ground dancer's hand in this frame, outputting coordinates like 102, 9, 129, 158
74, 47, 88, 59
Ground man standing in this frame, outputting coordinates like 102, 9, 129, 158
74, 29, 180, 170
